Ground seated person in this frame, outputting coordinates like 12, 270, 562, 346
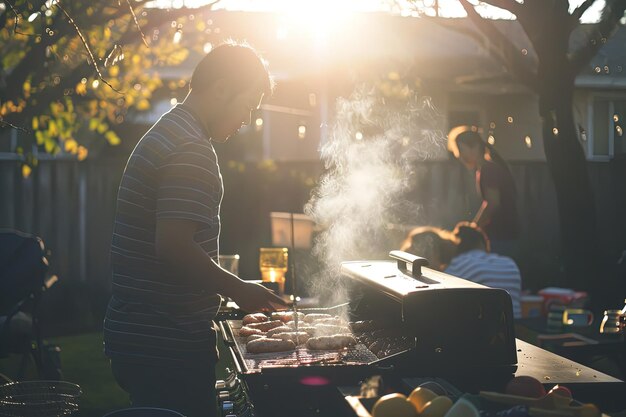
445, 222, 522, 319
400, 226, 457, 271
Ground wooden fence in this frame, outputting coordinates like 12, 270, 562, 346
1, 156, 625, 295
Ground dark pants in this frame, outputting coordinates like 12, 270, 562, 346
111, 360, 217, 417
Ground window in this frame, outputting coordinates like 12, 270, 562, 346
587, 96, 626, 160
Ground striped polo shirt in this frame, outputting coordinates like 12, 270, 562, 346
104, 103, 223, 368
445, 250, 522, 319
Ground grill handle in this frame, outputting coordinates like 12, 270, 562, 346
219, 320, 236, 346
389, 250, 429, 278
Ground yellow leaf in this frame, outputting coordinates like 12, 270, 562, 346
32, 117, 38, 130
48, 120, 58, 137
96, 122, 108, 134
88, 118, 99, 131
109, 66, 119, 77
44, 137, 55, 153
22, 165, 32, 179
77, 146, 88, 161
35, 130, 45, 145
23, 81, 31, 97
137, 99, 150, 111
104, 27, 111, 41
105, 130, 121, 146
75, 82, 87, 96
64, 138, 78, 153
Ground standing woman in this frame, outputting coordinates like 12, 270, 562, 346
448, 126, 519, 258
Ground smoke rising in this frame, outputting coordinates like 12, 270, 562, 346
304, 85, 445, 306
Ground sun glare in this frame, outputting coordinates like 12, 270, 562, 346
152, 0, 603, 23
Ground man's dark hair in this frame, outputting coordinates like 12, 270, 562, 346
453, 221, 490, 254
190, 41, 275, 96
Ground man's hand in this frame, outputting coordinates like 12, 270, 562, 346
233, 281, 288, 313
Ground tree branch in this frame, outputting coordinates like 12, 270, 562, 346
478, 0, 523, 16
424, 17, 486, 46
56, 1, 123, 95
459, 0, 539, 92
569, 0, 626, 74
572, 0, 598, 21
124, 0, 149, 48
1, 61, 92, 133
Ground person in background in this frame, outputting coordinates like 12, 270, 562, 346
103, 42, 286, 417
447, 126, 519, 259
400, 226, 457, 272
445, 222, 522, 318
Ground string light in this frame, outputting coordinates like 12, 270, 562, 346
173, 30, 182, 44
524, 136, 532, 148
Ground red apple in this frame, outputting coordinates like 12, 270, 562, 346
505, 376, 547, 398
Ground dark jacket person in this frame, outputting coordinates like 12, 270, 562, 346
448, 126, 519, 258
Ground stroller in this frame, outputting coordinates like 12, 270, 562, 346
0, 230, 61, 381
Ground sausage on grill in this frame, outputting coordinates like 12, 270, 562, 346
306, 334, 357, 350
246, 338, 296, 354
271, 332, 310, 345
313, 324, 352, 336
246, 320, 284, 332
303, 313, 333, 323
266, 326, 292, 337
271, 311, 305, 323
246, 334, 267, 343
239, 326, 264, 337
242, 313, 269, 325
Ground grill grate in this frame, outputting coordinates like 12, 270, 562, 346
226, 320, 379, 372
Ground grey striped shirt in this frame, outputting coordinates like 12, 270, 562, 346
104, 104, 223, 368
445, 250, 522, 319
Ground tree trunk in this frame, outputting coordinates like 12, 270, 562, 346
538, 57, 599, 298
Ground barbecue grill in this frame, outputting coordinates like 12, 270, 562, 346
217, 250, 518, 417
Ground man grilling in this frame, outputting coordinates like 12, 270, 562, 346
103, 42, 286, 417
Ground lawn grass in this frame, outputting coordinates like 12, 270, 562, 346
1, 331, 235, 416
47, 332, 129, 417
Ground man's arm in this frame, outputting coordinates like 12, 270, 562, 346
156, 218, 286, 312
473, 187, 501, 228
